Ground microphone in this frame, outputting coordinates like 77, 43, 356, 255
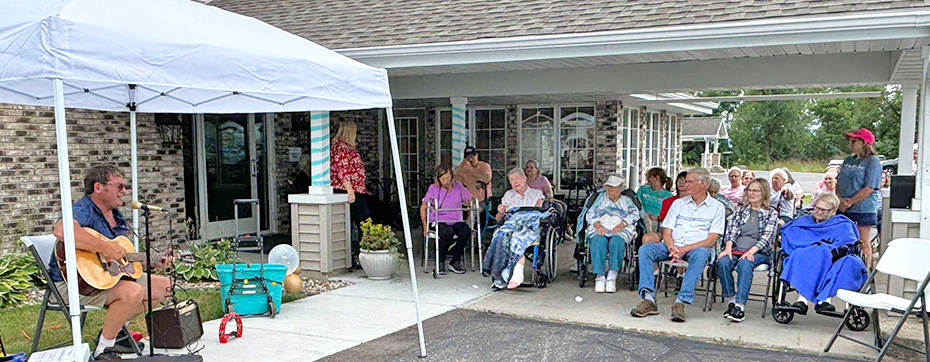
131, 201, 168, 212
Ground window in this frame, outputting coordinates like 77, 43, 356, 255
558, 106, 596, 188
473, 109, 507, 197
520, 107, 556, 182
628, 108, 640, 188
395, 116, 420, 205
652, 113, 661, 170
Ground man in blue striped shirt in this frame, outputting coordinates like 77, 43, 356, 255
631, 168, 725, 323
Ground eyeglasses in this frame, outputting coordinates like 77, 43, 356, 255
105, 182, 128, 191
745, 188, 763, 194
813, 206, 835, 214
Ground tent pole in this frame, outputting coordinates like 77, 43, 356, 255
129, 88, 139, 249
53, 78, 87, 362
385, 107, 427, 358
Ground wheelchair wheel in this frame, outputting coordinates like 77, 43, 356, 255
577, 259, 587, 288
628, 263, 638, 291
534, 272, 548, 288
773, 302, 795, 324
845, 307, 870, 332
546, 229, 558, 281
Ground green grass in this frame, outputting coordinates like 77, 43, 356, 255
739, 159, 832, 173
1, 287, 305, 356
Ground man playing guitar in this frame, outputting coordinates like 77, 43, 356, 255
50, 165, 171, 360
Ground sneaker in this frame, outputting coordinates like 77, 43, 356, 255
671, 302, 687, 322
96, 331, 142, 354
631, 299, 659, 317
727, 305, 745, 322
594, 277, 606, 293
605, 279, 617, 293
94, 349, 122, 361
438, 263, 447, 275
491, 280, 506, 290
792, 301, 809, 315
723, 302, 735, 318
448, 261, 465, 274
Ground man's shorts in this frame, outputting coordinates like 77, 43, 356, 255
842, 211, 878, 227
54, 273, 149, 309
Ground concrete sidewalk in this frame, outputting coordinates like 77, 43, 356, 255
156, 264, 495, 361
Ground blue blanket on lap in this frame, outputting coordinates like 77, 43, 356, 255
482, 210, 550, 283
780, 215, 867, 304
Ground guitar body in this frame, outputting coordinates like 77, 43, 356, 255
55, 227, 143, 295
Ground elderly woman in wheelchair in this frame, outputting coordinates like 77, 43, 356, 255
715, 178, 779, 322
580, 174, 640, 293
772, 192, 870, 326
482, 168, 548, 290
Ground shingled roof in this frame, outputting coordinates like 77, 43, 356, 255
681, 117, 727, 138
209, 0, 930, 49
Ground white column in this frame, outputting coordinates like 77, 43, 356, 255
450, 97, 468, 166
308, 111, 332, 195
899, 84, 918, 175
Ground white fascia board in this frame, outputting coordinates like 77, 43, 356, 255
338, 10, 930, 69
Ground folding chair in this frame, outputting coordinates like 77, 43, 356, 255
824, 238, 930, 361
659, 255, 716, 312
421, 198, 481, 278
20, 235, 141, 355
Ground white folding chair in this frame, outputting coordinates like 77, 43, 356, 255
824, 238, 930, 361
21, 234, 141, 355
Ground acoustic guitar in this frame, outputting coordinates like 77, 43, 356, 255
55, 227, 185, 296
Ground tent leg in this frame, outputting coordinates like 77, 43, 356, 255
130, 109, 139, 250
385, 107, 427, 358
53, 78, 87, 362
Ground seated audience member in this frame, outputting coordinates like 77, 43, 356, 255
741, 170, 756, 186
813, 165, 840, 195
637, 167, 674, 233
583, 175, 640, 293
720, 167, 746, 205
769, 168, 795, 223
420, 165, 474, 275
781, 168, 804, 209
781, 192, 868, 315
811, 169, 837, 202
708, 178, 734, 217
641, 171, 688, 245
484, 168, 545, 289
631, 168, 725, 322
715, 178, 778, 322
524, 160, 553, 199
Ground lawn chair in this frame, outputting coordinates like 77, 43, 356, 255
824, 237, 930, 361
20, 234, 141, 355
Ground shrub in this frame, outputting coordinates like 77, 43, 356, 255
175, 239, 235, 282
359, 219, 401, 257
0, 252, 42, 308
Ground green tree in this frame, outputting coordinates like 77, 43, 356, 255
729, 96, 811, 170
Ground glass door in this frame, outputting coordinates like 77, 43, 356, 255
196, 113, 269, 240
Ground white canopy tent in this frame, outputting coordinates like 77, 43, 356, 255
0, 0, 425, 360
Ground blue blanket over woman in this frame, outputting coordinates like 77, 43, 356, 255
482, 210, 551, 283
780, 215, 868, 304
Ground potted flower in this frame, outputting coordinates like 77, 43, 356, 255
358, 218, 401, 280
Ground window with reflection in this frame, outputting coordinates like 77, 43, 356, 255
558, 106, 596, 188
474, 109, 507, 196
520, 107, 556, 183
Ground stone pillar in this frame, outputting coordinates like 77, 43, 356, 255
899, 84, 918, 175
451, 97, 468, 166
309, 111, 332, 195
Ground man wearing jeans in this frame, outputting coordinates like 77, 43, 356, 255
630, 168, 725, 322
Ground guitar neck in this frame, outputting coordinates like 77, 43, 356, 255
124, 251, 164, 263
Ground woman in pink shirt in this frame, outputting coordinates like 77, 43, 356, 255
524, 160, 553, 199
720, 167, 746, 205
420, 165, 475, 275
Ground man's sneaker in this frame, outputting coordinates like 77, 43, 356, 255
96, 331, 142, 354
605, 278, 617, 293
727, 305, 745, 322
723, 302, 735, 318
448, 261, 465, 274
94, 349, 122, 361
671, 302, 687, 322
631, 299, 659, 317
594, 277, 606, 293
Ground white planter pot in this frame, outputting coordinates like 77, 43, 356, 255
359, 249, 396, 280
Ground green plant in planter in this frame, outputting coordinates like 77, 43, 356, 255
175, 239, 236, 282
0, 252, 43, 308
359, 219, 402, 257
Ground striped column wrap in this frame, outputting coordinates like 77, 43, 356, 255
451, 105, 467, 166
309, 111, 330, 186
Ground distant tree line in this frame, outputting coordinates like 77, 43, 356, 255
688, 86, 903, 170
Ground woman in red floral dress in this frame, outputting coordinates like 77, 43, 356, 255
331, 120, 369, 265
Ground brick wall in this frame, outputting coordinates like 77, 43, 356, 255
595, 100, 621, 184
0, 104, 186, 254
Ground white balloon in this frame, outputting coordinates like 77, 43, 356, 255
269, 244, 300, 275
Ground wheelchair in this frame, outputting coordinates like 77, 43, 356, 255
574, 188, 644, 290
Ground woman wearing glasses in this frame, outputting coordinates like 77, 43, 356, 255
715, 178, 778, 322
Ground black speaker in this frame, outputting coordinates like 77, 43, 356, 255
890, 175, 916, 209
149, 299, 204, 349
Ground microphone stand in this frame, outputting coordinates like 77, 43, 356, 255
143, 207, 155, 357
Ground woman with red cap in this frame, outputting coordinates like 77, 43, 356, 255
837, 128, 881, 268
